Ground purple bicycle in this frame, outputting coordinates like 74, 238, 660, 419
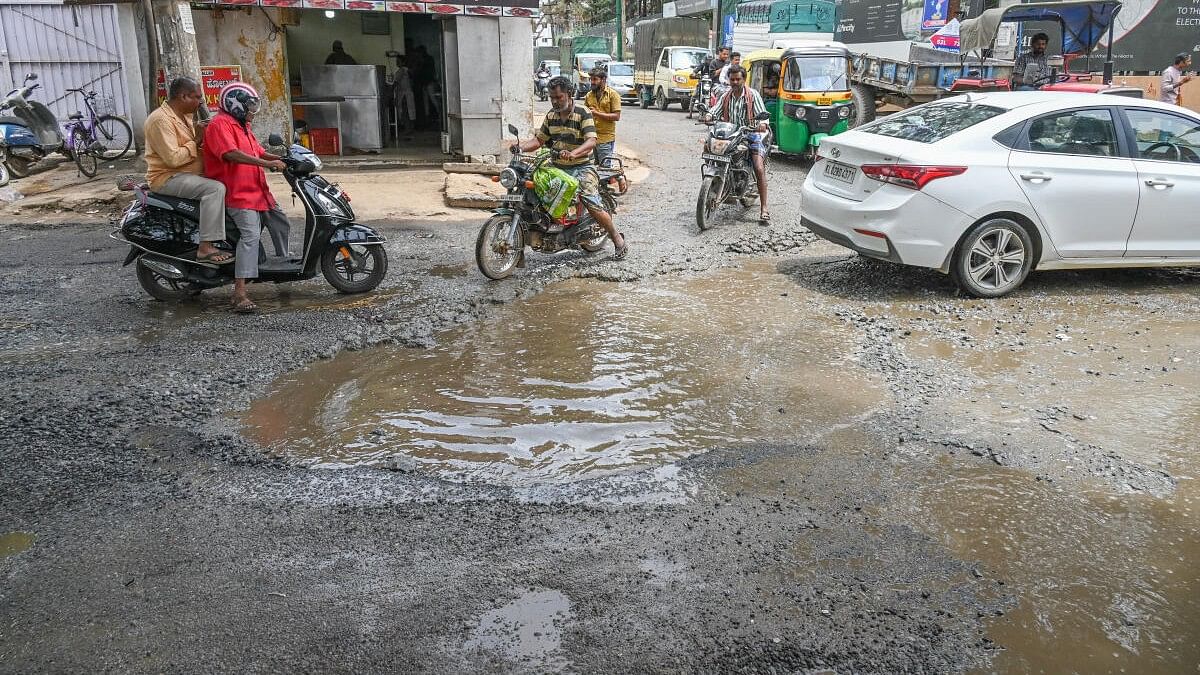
62, 87, 133, 177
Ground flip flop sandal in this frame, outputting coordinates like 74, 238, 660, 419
197, 250, 235, 265
612, 234, 629, 261
232, 298, 258, 314
758, 212, 772, 226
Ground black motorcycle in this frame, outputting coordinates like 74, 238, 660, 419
112, 134, 388, 301
696, 111, 771, 231
475, 124, 614, 280
688, 72, 712, 120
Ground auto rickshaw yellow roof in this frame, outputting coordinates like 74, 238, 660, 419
742, 48, 786, 64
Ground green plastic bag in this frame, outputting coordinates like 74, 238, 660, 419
532, 163, 579, 220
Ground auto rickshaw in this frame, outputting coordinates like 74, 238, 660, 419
745, 43, 855, 159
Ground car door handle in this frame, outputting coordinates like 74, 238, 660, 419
1020, 172, 1052, 183
1145, 179, 1175, 189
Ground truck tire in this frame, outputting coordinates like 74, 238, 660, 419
656, 88, 668, 111
680, 96, 692, 112
850, 84, 876, 128
639, 86, 649, 109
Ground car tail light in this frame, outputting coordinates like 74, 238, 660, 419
860, 164, 966, 190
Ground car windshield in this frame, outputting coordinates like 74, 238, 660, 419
671, 50, 708, 70
608, 63, 633, 77
783, 56, 849, 92
859, 102, 1007, 143
579, 56, 607, 72
548, 64, 561, 77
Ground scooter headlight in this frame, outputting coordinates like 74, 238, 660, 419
838, 105, 852, 119
498, 167, 520, 189
314, 190, 350, 219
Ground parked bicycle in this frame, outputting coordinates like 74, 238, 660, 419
62, 87, 133, 177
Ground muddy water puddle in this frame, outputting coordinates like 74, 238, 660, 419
905, 458, 1200, 673
243, 263, 888, 483
0, 531, 35, 558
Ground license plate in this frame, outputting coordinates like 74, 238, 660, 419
823, 160, 857, 183
500, 194, 524, 203
702, 153, 731, 163
818, 97, 833, 106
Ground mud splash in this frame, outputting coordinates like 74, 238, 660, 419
243, 263, 887, 483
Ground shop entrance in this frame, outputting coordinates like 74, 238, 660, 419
284, 10, 445, 161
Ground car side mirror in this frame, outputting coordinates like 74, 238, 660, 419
268, 132, 284, 147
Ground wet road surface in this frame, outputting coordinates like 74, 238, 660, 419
2, 106, 1198, 673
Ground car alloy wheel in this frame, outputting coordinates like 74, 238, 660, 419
952, 217, 1034, 298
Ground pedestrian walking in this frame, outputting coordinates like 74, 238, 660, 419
1160, 52, 1193, 105
584, 66, 621, 167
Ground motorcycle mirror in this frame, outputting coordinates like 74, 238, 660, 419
507, 123, 520, 138
25, 74, 37, 82
268, 132, 284, 147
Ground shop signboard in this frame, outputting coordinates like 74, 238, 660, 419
155, 65, 242, 112
674, 0, 716, 16
195, 0, 538, 15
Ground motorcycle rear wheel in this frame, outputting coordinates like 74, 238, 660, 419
475, 214, 523, 280
136, 259, 202, 302
696, 176, 721, 231
321, 244, 388, 293
0, 155, 9, 187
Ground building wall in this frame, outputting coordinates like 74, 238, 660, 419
192, 7, 291, 141
117, 3, 149, 144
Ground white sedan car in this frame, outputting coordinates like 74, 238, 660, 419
800, 92, 1200, 297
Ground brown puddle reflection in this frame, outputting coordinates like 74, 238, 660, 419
0, 531, 35, 558
243, 263, 888, 483
903, 458, 1200, 673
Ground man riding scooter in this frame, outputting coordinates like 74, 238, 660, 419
202, 82, 290, 313
535, 62, 553, 101
711, 65, 771, 224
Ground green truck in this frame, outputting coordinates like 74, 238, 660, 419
560, 36, 614, 98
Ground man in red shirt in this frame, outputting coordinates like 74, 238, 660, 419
203, 83, 289, 313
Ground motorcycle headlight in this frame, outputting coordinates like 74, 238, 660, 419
498, 167, 520, 189
314, 190, 350, 219
707, 139, 732, 154
838, 105, 852, 119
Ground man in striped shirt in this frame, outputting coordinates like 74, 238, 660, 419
517, 76, 628, 259
712, 65, 771, 224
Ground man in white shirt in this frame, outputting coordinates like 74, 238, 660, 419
1160, 53, 1193, 105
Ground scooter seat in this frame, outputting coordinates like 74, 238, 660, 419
0, 116, 24, 126
145, 191, 202, 216
68, 112, 84, 120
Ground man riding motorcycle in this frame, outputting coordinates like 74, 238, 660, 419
515, 75, 628, 260
711, 65, 770, 224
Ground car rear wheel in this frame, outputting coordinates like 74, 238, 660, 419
951, 217, 1034, 298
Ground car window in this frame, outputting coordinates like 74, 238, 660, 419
859, 102, 1006, 143
1124, 109, 1200, 164
608, 63, 633, 77
1026, 109, 1119, 157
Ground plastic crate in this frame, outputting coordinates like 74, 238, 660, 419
310, 128, 339, 155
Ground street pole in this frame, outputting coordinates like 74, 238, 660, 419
149, 0, 203, 108
615, 0, 624, 60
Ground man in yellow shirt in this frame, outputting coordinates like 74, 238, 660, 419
144, 77, 231, 264
584, 66, 621, 167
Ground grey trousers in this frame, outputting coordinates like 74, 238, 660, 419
227, 206, 291, 279
156, 173, 227, 243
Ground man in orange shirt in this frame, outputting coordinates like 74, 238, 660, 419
143, 77, 231, 264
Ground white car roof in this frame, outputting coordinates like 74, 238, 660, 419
937, 91, 1188, 114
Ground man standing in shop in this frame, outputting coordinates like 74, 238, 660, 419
325, 41, 359, 66
584, 66, 621, 167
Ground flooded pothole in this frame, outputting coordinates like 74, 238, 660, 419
0, 531, 35, 558
464, 588, 571, 669
243, 262, 888, 484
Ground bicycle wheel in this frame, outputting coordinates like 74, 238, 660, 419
94, 115, 133, 159
71, 128, 98, 177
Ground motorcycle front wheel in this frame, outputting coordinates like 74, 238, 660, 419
5, 156, 33, 179
475, 214, 524, 280
321, 243, 388, 293
696, 175, 722, 231
0, 154, 9, 187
